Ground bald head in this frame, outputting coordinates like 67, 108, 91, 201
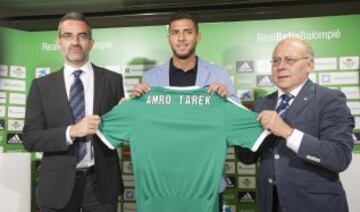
273, 38, 314, 59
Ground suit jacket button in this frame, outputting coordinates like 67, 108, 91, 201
268, 178, 273, 184
274, 154, 280, 159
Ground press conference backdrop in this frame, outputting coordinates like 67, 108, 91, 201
0, 14, 359, 212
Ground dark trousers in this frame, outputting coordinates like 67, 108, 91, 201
41, 172, 117, 212
219, 192, 223, 212
272, 186, 282, 212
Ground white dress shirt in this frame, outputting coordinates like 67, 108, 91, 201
64, 62, 95, 168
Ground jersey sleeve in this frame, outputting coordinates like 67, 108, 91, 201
96, 101, 133, 149
225, 98, 267, 151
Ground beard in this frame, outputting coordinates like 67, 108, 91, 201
66, 45, 86, 62
172, 44, 197, 60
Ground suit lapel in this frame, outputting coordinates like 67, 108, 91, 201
52, 69, 74, 123
93, 64, 105, 115
263, 92, 278, 111
260, 92, 279, 149
195, 60, 210, 86
53, 69, 77, 156
285, 80, 314, 121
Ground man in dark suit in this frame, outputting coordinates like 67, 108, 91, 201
23, 12, 124, 212
236, 38, 354, 212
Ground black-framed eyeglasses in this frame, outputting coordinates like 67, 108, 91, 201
271, 57, 310, 66
59, 32, 92, 41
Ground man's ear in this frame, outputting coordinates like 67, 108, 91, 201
196, 32, 201, 44
55, 36, 60, 48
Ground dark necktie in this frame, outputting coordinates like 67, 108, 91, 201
69, 70, 87, 163
276, 93, 294, 118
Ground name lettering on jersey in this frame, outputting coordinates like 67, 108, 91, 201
146, 95, 172, 105
146, 94, 211, 106
179, 95, 211, 106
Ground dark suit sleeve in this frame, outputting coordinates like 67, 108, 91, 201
296, 90, 354, 173
114, 73, 125, 100
23, 80, 69, 152
235, 146, 260, 164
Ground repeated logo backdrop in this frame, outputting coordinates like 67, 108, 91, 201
0, 14, 359, 212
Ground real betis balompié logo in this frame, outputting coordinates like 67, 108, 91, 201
340, 56, 359, 70
8, 119, 24, 131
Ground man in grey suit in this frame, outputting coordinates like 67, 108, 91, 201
236, 38, 354, 212
132, 11, 238, 211
23, 12, 123, 212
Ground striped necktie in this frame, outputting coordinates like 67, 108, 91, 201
69, 70, 87, 162
276, 93, 294, 118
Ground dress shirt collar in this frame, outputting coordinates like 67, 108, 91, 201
64, 62, 92, 78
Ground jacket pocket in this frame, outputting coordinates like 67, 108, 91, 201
305, 182, 342, 195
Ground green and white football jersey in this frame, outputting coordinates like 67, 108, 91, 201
97, 86, 266, 212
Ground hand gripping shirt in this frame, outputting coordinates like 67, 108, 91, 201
97, 86, 267, 212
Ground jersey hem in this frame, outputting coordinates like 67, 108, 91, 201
251, 130, 270, 151
96, 130, 116, 150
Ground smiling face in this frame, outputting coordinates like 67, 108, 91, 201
168, 18, 201, 60
56, 20, 94, 68
271, 39, 314, 93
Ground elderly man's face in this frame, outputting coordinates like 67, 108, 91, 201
271, 40, 314, 93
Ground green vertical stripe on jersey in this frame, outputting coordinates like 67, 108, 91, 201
99, 87, 263, 212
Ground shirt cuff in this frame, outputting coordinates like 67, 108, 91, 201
66, 126, 74, 145
286, 129, 303, 153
